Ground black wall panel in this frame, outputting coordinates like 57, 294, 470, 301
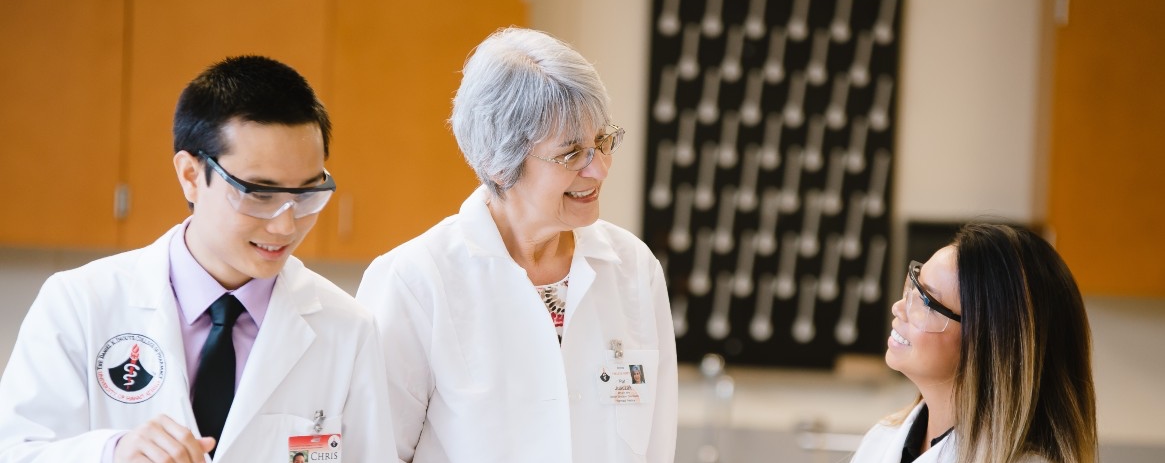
643, 0, 902, 367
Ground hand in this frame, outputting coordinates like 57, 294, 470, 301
114, 414, 216, 463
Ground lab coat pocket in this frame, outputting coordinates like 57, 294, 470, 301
615, 349, 659, 456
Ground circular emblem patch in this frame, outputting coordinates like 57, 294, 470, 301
95, 333, 166, 404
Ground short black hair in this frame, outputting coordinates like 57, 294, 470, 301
173, 55, 332, 179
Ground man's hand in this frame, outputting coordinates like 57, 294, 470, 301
114, 414, 216, 463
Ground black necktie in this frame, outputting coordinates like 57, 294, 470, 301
192, 293, 245, 453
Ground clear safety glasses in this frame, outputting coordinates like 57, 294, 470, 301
199, 151, 336, 219
529, 124, 626, 171
901, 260, 963, 333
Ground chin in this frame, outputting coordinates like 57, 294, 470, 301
884, 351, 905, 374
245, 260, 286, 280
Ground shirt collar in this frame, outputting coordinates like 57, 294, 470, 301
457, 186, 511, 259
901, 403, 954, 462
168, 218, 276, 326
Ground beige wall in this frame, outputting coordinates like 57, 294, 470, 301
897, 0, 1045, 224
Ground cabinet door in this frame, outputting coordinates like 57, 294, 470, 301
0, 0, 124, 248
1048, 0, 1165, 297
119, 1, 328, 255
317, 0, 526, 260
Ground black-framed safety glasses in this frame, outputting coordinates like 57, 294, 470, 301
197, 151, 336, 219
903, 260, 962, 333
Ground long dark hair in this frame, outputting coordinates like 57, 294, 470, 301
952, 223, 1097, 462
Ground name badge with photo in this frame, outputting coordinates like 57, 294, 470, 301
596, 348, 658, 405
289, 434, 341, 462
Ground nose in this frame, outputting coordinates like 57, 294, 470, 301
266, 203, 298, 235
891, 297, 906, 321
580, 151, 611, 180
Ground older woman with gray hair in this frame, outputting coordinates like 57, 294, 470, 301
356, 27, 678, 462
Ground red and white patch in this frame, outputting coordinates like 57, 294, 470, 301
95, 333, 167, 404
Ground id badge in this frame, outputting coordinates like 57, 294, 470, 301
596, 345, 659, 405
289, 434, 342, 462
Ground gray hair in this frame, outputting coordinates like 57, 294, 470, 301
450, 27, 611, 197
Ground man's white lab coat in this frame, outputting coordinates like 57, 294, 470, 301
0, 225, 398, 462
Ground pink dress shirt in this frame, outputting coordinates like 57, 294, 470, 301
101, 220, 276, 460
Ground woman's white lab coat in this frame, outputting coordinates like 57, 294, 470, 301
356, 187, 678, 463
849, 403, 958, 463
0, 225, 398, 462
850, 402, 1053, 463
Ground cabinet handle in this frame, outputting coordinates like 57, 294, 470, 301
114, 183, 131, 220
1055, 0, 1070, 25
337, 193, 353, 241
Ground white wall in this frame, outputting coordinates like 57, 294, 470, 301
528, 0, 1046, 234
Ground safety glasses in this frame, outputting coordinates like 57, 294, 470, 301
198, 151, 336, 219
901, 260, 962, 333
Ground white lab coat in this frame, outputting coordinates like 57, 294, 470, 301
0, 224, 399, 463
849, 403, 957, 463
356, 186, 678, 463
849, 402, 1053, 463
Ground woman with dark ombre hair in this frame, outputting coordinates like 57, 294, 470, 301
851, 223, 1097, 463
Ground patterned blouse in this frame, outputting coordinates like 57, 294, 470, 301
535, 276, 569, 344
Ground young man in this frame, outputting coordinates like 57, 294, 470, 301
0, 56, 397, 462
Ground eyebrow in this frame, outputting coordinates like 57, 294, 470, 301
919, 279, 951, 309
243, 171, 327, 188
921, 281, 941, 299
559, 127, 612, 147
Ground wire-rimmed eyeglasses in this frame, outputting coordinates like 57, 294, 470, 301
528, 124, 625, 171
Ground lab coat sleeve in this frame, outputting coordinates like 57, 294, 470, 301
341, 315, 404, 463
356, 258, 433, 463
0, 273, 122, 463
646, 259, 679, 463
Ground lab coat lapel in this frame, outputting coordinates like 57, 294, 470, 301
916, 434, 957, 463
126, 225, 199, 428
563, 225, 622, 333
214, 258, 317, 458
885, 403, 941, 463
457, 186, 512, 259
457, 186, 569, 397
876, 405, 918, 463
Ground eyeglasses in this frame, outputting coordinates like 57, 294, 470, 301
197, 151, 336, 219
528, 124, 625, 171
901, 260, 962, 333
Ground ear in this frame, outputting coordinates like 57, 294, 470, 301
488, 173, 504, 188
174, 150, 202, 204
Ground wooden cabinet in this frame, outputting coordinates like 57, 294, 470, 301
1047, 0, 1165, 297
0, 0, 125, 249
318, 0, 527, 260
1, 0, 526, 261
119, 0, 331, 254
